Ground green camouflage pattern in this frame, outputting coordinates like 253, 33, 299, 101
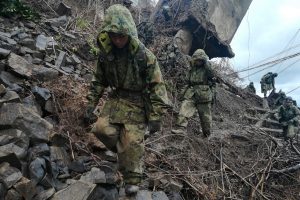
246, 82, 256, 94
101, 4, 138, 38
277, 104, 300, 138
87, 4, 170, 184
174, 49, 214, 136
260, 72, 277, 95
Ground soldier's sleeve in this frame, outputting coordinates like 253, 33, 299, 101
86, 58, 109, 106
145, 50, 171, 122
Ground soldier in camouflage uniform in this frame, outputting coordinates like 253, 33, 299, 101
260, 72, 278, 97
85, 4, 170, 194
276, 97, 300, 140
171, 49, 216, 137
245, 82, 256, 94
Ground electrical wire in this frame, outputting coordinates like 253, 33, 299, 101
277, 57, 300, 74
230, 52, 300, 75
286, 85, 300, 94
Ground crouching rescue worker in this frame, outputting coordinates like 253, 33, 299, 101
276, 97, 300, 141
85, 4, 170, 195
171, 49, 216, 137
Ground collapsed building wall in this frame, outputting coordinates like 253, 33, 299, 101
151, 0, 252, 58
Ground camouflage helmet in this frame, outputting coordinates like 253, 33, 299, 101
192, 49, 209, 61
101, 4, 138, 38
274, 73, 278, 77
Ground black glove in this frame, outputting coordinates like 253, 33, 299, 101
83, 105, 97, 125
148, 120, 161, 134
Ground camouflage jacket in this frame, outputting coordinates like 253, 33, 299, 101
183, 49, 215, 103
87, 4, 170, 123
277, 105, 300, 125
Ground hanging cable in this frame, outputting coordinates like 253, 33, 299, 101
235, 44, 300, 72
286, 85, 300, 94
229, 52, 300, 75
277, 58, 300, 74
275, 29, 300, 72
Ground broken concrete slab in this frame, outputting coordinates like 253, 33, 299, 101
0, 162, 22, 189
7, 53, 32, 78
51, 181, 96, 200
0, 103, 53, 142
80, 167, 106, 184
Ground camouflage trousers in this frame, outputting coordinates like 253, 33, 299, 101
261, 83, 273, 94
283, 124, 299, 139
176, 99, 212, 136
92, 117, 145, 184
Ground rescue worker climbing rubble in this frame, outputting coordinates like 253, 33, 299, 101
171, 49, 216, 137
245, 82, 256, 94
276, 96, 300, 140
85, 4, 170, 195
260, 72, 278, 97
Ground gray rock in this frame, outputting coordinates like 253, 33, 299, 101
50, 146, 71, 167
0, 162, 22, 189
19, 46, 35, 55
0, 182, 6, 199
23, 95, 43, 116
32, 58, 43, 64
80, 167, 106, 184
28, 143, 50, 161
7, 53, 32, 78
56, 3, 72, 16
0, 84, 6, 96
51, 181, 96, 200
55, 50, 67, 68
0, 152, 22, 170
88, 185, 119, 200
32, 51, 44, 59
33, 188, 55, 200
0, 31, 11, 38
19, 38, 35, 49
136, 190, 152, 200
0, 71, 23, 87
68, 160, 86, 173
36, 34, 48, 51
32, 86, 51, 101
24, 54, 33, 63
32, 65, 59, 82
71, 54, 81, 64
0, 103, 53, 142
5, 188, 22, 200
17, 32, 29, 40
14, 177, 36, 200
0, 91, 20, 105
0, 47, 11, 59
61, 65, 74, 73
45, 99, 55, 113
152, 191, 169, 200
0, 129, 29, 159
10, 28, 22, 38
29, 157, 46, 184
46, 16, 68, 27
